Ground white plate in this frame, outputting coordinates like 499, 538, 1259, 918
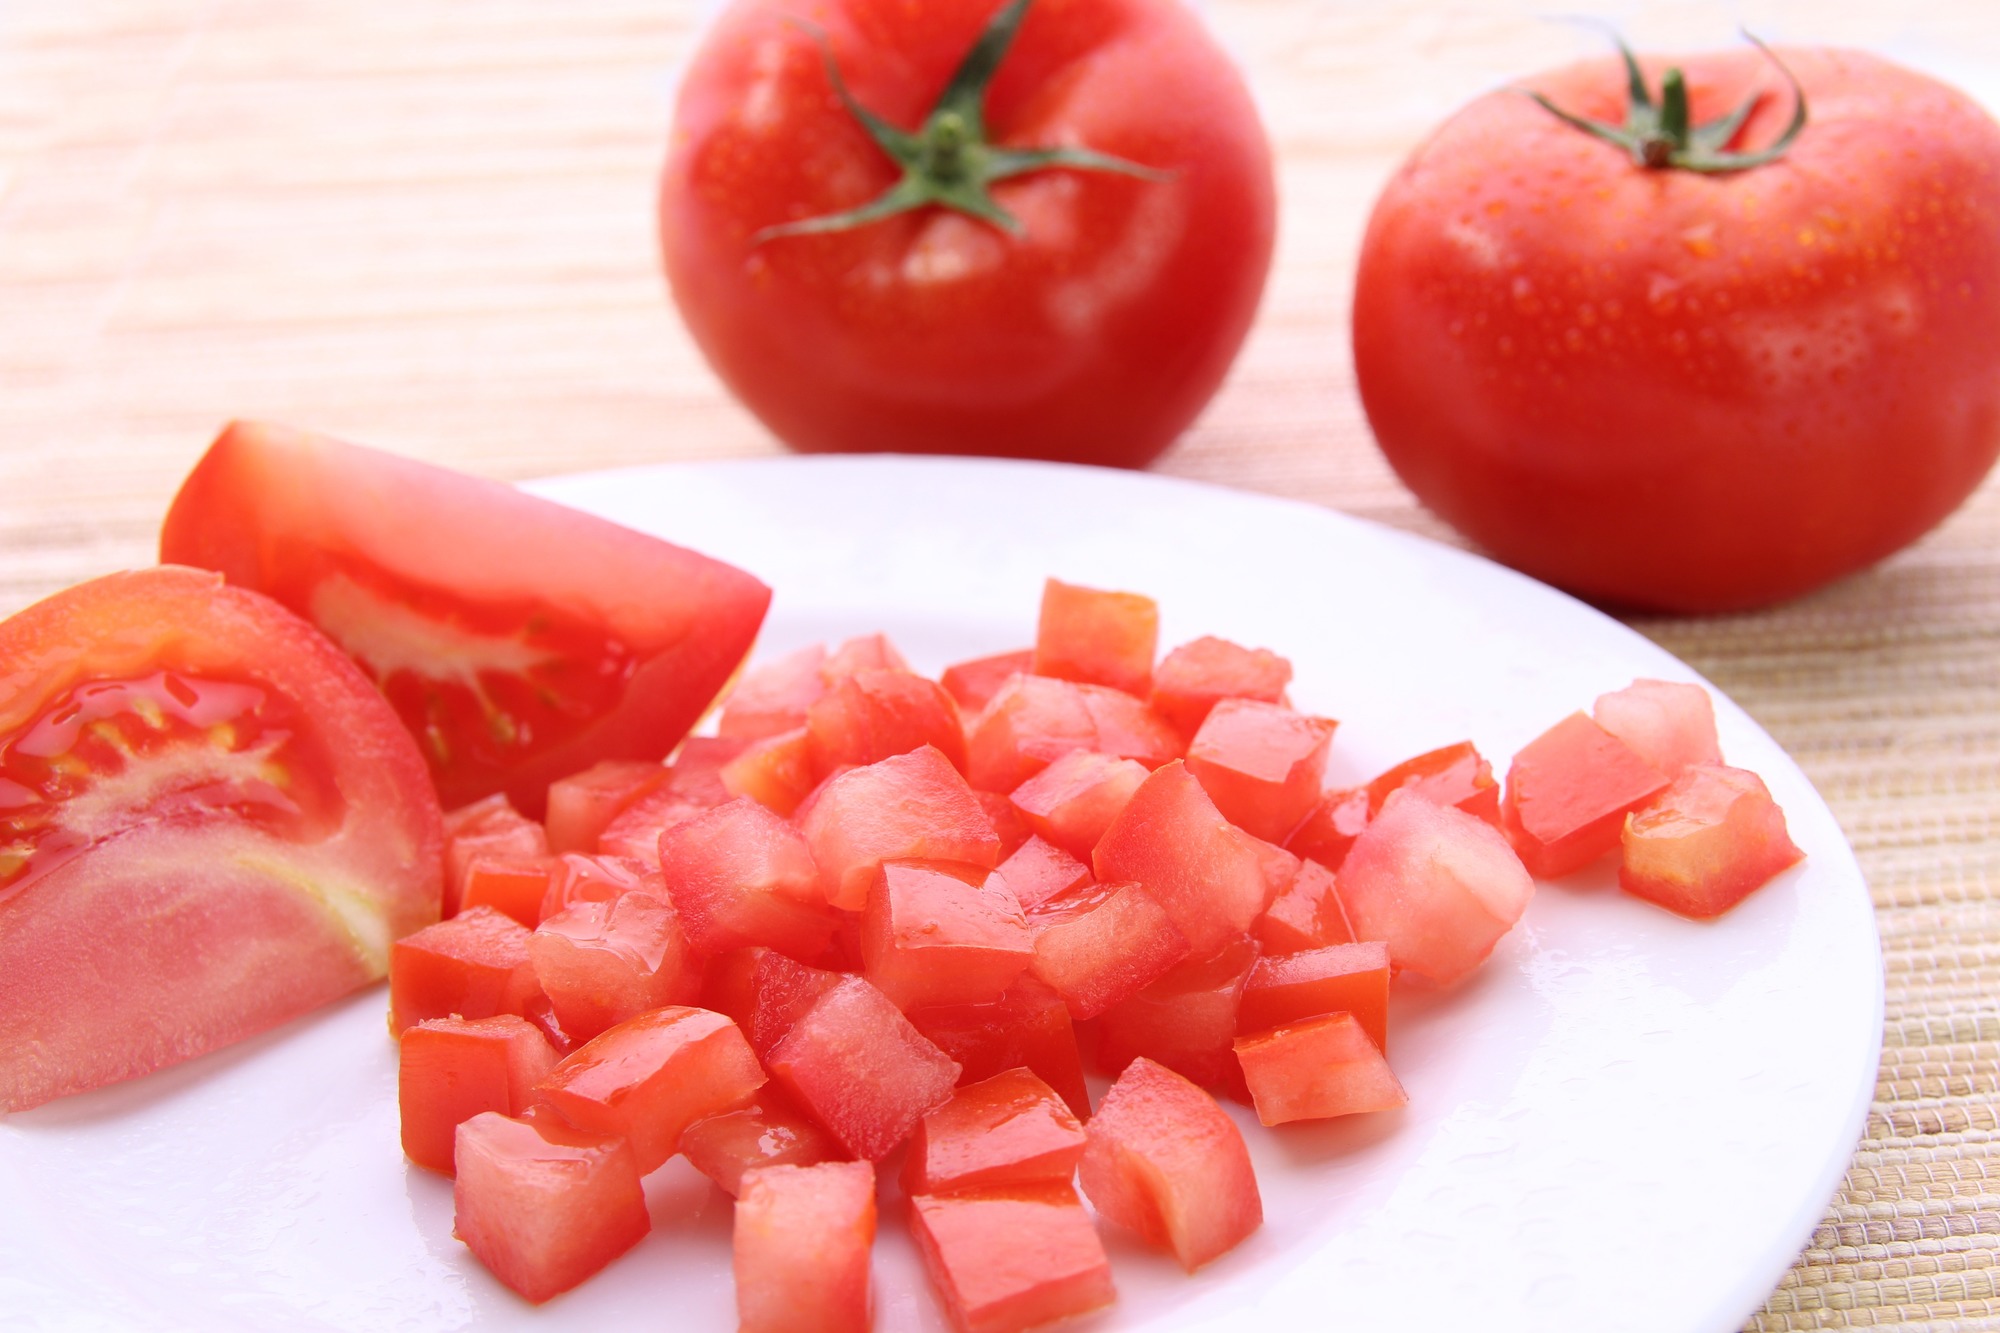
0, 456, 1880, 1333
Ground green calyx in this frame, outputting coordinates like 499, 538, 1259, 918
1525, 30, 1808, 174
754, 0, 1167, 243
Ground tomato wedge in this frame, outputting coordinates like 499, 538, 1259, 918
0, 567, 443, 1111
160, 421, 772, 815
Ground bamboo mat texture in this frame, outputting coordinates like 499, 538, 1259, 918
2, 0, 1998, 1328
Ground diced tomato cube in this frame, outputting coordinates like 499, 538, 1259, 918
807, 669, 967, 775
903, 1068, 1087, 1195
527, 892, 698, 1041
964, 674, 1180, 794
1095, 936, 1258, 1095
1078, 1057, 1261, 1271
1238, 940, 1391, 1053
1027, 880, 1190, 1021
594, 735, 747, 868
1007, 750, 1148, 859
1593, 679, 1724, 779
699, 947, 844, 1061
522, 992, 579, 1057
905, 978, 1092, 1121
390, 906, 539, 1034
536, 851, 655, 921
1620, 763, 1804, 918
720, 643, 828, 740
940, 649, 1034, 713
1033, 577, 1159, 698
798, 746, 1001, 910
768, 976, 961, 1160
1234, 1013, 1407, 1126
1502, 712, 1669, 877
1365, 740, 1501, 826
460, 855, 559, 928
544, 759, 669, 856
399, 1014, 559, 1175
822, 632, 911, 681
1340, 790, 1534, 986
1093, 761, 1271, 956
452, 1110, 648, 1304
863, 860, 1035, 1009
1286, 785, 1370, 870
1079, 684, 1184, 771
683, 1088, 845, 1196
657, 797, 839, 960
720, 725, 817, 816
974, 790, 1032, 859
534, 1006, 764, 1173
443, 794, 549, 917
1149, 635, 1292, 738
1250, 834, 1301, 905
909, 1184, 1115, 1333
992, 836, 1092, 910
1253, 858, 1355, 954
735, 1161, 877, 1333
1184, 699, 1337, 842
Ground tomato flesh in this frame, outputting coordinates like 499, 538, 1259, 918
1285, 785, 1371, 871
1033, 579, 1159, 697
658, 797, 839, 960
700, 947, 845, 1061
862, 860, 1035, 1009
683, 1090, 845, 1197
767, 975, 962, 1160
1093, 760, 1271, 956
1027, 879, 1190, 1021
905, 978, 1093, 1122
460, 856, 558, 928
1096, 936, 1259, 1096
798, 746, 1002, 910
399, 1014, 559, 1175
1234, 1013, 1407, 1126
527, 892, 699, 1042
1238, 941, 1392, 1055
903, 1068, 1087, 1196
910, 1185, 1117, 1333
735, 1162, 878, 1333
594, 735, 745, 868
1365, 740, 1500, 825
720, 726, 817, 817
1592, 680, 1722, 780
1620, 764, 1804, 918
1502, 712, 1669, 877
940, 649, 1035, 715
544, 759, 668, 856
1007, 750, 1148, 860
1252, 858, 1355, 954
964, 674, 1181, 794
807, 669, 967, 776
1184, 699, 1336, 843
992, 835, 1092, 910
389, 906, 539, 1035
1149, 636, 1292, 739
719, 644, 828, 741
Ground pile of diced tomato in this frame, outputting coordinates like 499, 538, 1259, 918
392, 577, 1803, 1329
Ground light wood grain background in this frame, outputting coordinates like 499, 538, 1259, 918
3, 0, 1999, 1327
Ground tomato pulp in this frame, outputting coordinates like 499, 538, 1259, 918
660, 0, 1275, 468
1353, 46, 2000, 612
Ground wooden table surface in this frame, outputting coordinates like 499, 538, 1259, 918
4, 1, 1999, 1328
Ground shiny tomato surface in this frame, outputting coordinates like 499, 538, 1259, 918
1354, 47, 2000, 611
660, 0, 1275, 467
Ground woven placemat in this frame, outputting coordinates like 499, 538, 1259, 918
1, 0, 1995, 1326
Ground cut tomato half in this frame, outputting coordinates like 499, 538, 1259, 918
160, 421, 771, 815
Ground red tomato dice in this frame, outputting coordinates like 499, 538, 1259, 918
735, 1161, 877, 1333
909, 1185, 1116, 1333
1007, 750, 1148, 859
444, 794, 549, 918
808, 668, 967, 775
1234, 1012, 1407, 1126
1593, 679, 1723, 779
823, 633, 911, 680
1339, 790, 1534, 986
964, 674, 1181, 794
1079, 1057, 1262, 1271
863, 860, 1036, 1009
537, 851, 654, 921
940, 649, 1035, 714
1149, 635, 1293, 738
399, 1014, 560, 1175
798, 746, 1001, 910
903, 1068, 1087, 1195
1252, 858, 1355, 954
1095, 936, 1259, 1095
683, 1088, 845, 1196
720, 726, 817, 817
699, 947, 844, 1061
905, 978, 1093, 1121
992, 835, 1092, 910
1027, 880, 1191, 1021
1093, 760, 1271, 956
459, 855, 558, 928
527, 891, 698, 1041
1286, 785, 1371, 870
768, 976, 962, 1160
544, 759, 668, 856
1365, 740, 1501, 825
162, 420, 770, 817
452, 1109, 649, 1303
1238, 940, 1391, 1054
975, 790, 1033, 859
534, 1005, 764, 1173
657, 797, 839, 960
720, 643, 828, 740
1502, 711, 1669, 877
390, 906, 539, 1034
594, 735, 746, 868
1184, 699, 1337, 843
1620, 763, 1804, 918
1033, 578, 1159, 698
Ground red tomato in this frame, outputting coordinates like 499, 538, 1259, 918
0, 567, 442, 1111
1353, 46, 2000, 611
659, 0, 1275, 468
160, 421, 771, 815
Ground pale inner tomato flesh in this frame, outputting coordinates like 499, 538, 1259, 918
0, 670, 344, 904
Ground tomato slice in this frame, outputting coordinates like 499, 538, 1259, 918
160, 421, 771, 816
0, 567, 442, 1111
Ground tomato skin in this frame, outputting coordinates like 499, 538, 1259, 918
1353, 48, 2000, 612
659, 0, 1275, 468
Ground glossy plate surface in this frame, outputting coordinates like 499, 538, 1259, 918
0, 457, 1881, 1332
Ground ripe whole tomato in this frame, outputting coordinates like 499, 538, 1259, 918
659, 0, 1275, 469
1352, 46, 2000, 612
